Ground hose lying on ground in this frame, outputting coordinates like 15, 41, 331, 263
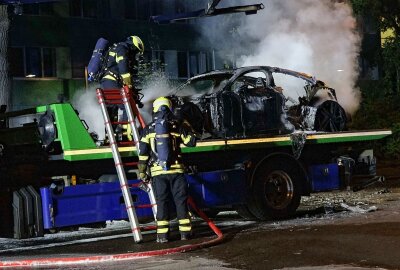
0, 197, 224, 268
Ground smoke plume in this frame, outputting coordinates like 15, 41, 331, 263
71, 73, 175, 140
71, 87, 106, 140
139, 71, 177, 122
198, 0, 361, 114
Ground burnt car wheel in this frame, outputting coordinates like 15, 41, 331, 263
314, 100, 347, 132
173, 100, 205, 135
249, 157, 303, 220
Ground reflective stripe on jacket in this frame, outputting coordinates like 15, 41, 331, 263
102, 42, 133, 86
138, 120, 196, 177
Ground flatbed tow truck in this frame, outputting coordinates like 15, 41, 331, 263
0, 102, 392, 239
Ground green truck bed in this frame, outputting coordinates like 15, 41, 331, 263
62, 130, 392, 161
32, 103, 391, 161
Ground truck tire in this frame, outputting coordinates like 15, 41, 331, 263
249, 156, 303, 220
235, 204, 257, 220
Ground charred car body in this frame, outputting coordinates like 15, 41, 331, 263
170, 66, 347, 139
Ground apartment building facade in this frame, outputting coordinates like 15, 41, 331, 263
8, 0, 219, 110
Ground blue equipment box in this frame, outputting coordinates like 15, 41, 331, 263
308, 163, 340, 192
40, 180, 153, 229
186, 168, 246, 208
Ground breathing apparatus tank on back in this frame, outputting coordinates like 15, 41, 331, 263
153, 97, 174, 171
87, 37, 109, 82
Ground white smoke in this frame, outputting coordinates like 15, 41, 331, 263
70, 73, 176, 140
139, 71, 178, 122
199, 0, 361, 114
71, 86, 106, 140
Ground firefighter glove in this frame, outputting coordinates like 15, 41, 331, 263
139, 172, 150, 183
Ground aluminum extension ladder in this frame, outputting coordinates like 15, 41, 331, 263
96, 86, 157, 243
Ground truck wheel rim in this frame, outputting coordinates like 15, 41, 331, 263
263, 170, 294, 209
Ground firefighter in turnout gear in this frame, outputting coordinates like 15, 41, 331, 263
100, 35, 144, 90
100, 35, 144, 135
138, 97, 197, 243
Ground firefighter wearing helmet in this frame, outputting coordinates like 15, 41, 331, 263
138, 97, 197, 243
98, 35, 144, 132
100, 35, 144, 90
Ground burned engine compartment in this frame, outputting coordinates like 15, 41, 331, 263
169, 66, 347, 139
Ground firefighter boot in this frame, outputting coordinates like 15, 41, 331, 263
156, 220, 170, 243
156, 233, 169, 243
180, 232, 192, 241
179, 218, 192, 241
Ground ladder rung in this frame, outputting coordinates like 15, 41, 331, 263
135, 204, 154, 209
112, 121, 129, 125
102, 89, 121, 94
105, 100, 124, 105
123, 162, 138, 167
118, 141, 136, 146
103, 95, 123, 100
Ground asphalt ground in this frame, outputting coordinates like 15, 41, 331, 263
1, 162, 400, 269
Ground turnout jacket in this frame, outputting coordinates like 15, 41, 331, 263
101, 42, 137, 87
138, 118, 196, 177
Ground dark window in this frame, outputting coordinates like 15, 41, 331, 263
71, 62, 84, 78
137, 0, 151, 20
189, 52, 199, 77
100, 0, 110, 18
151, 0, 163, 16
69, 0, 82, 17
152, 50, 165, 71
124, 0, 137, 19
71, 52, 85, 78
70, 0, 97, 18
26, 47, 42, 77
198, 52, 207, 74
125, 0, 160, 20
10, 47, 57, 78
40, 3, 54, 16
175, 0, 185, 13
43, 48, 56, 77
177, 51, 188, 78
23, 4, 39, 15
8, 48, 24, 77
83, 0, 97, 18
23, 3, 54, 15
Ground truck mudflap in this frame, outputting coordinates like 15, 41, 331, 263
40, 180, 153, 230
12, 186, 44, 239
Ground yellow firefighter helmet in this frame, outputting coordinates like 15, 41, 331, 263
153, 97, 172, 113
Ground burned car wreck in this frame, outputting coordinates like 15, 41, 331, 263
169, 66, 347, 139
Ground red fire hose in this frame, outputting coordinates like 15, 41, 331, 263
0, 197, 224, 268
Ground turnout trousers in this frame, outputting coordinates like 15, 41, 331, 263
152, 173, 192, 238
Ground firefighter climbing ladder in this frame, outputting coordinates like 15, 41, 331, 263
96, 86, 157, 243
